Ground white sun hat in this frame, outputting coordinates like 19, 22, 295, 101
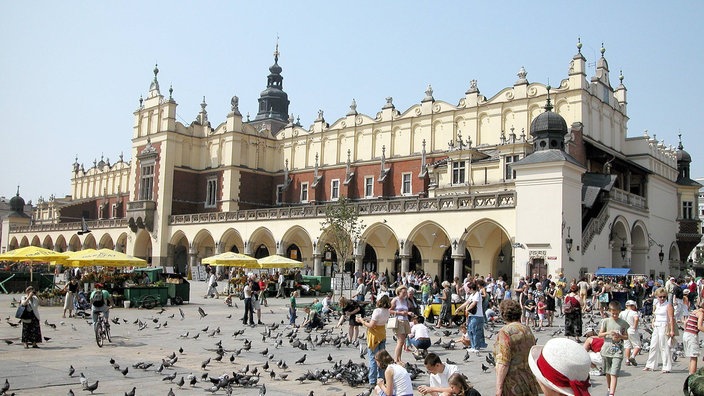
528, 337, 591, 396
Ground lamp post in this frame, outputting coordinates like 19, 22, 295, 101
620, 240, 627, 261
658, 247, 664, 264
565, 227, 573, 254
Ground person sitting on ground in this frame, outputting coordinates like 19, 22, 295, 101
454, 324, 471, 349
321, 293, 334, 319
301, 306, 324, 331
417, 352, 459, 396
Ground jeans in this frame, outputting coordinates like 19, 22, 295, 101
242, 298, 254, 324
467, 315, 487, 349
289, 306, 297, 325
367, 339, 386, 384
92, 305, 110, 333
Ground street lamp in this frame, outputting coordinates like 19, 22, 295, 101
565, 227, 573, 253
498, 231, 505, 263
620, 240, 627, 261
658, 247, 664, 264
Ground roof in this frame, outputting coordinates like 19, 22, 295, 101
512, 149, 584, 168
594, 267, 631, 276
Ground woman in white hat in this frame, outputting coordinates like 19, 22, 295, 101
528, 337, 592, 396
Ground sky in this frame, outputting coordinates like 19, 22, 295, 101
1, 2, 702, 203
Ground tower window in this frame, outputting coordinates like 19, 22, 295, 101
331, 179, 340, 201
504, 155, 520, 180
401, 173, 412, 195
683, 201, 693, 219
365, 176, 374, 198
139, 162, 155, 200
452, 160, 466, 184
301, 182, 309, 203
205, 177, 217, 208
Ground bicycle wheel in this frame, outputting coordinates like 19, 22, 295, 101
95, 322, 103, 348
141, 295, 157, 309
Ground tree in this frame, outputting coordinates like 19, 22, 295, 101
320, 196, 366, 276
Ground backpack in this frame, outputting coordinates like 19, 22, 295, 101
91, 290, 105, 307
673, 285, 684, 300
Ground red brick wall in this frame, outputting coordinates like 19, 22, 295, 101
172, 169, 223, 215
568, 122, 587, 167
239, 171, 276, 209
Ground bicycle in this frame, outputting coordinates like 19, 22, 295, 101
94, 310, 112, 347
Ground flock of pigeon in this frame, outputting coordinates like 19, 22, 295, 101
1, 295, 515, 395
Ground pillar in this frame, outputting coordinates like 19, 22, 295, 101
313, 253, 323, 276
453, 256, 464, 281
354, 254, 363, 273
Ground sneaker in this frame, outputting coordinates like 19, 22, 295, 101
589, 369, 601, 376
466, 348, 478, 353
628, 357, 637, 366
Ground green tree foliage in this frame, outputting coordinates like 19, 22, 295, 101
320, 196, 366, 272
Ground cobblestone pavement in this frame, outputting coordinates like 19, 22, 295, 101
0, 281, 693, 395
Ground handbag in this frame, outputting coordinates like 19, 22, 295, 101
15, 305, 26, 319
212, 282, 218, 288
386, 316, 398, 329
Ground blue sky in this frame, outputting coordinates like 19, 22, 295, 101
1, 2, 702, 203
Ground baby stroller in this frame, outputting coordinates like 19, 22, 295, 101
73, 290, 91, 318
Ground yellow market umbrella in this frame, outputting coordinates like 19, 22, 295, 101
53, 249, 97, 267
0, 246, 70, 281
0, 246, 69, 262
202, 252, 259, 268
257, 254, 304, 269
68, 248, 148, 268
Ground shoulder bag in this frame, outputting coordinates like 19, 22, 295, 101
386, 315, 398, 329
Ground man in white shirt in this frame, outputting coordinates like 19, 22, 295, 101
408, 315, 432, 353
352, 277, 366, 302
417, 352, 459, 395
276, 272, 285, 298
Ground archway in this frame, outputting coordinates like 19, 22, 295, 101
42, 235, 54, 250
31, 236, 40, 247
441, 247, 472, 282
254, 244, 270, 259
99, 234, 114, 250
133, 230, 153, 264
286, 244, 301, 261
115, 233, 128, 253
362, 244, 377, 273
169, 231, 189, 275
83, 234, 97, 250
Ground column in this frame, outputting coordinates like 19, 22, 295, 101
313, 253, 323, 276
400, 255, 410, 276
453, 256, 464, 281
188, 246, 198, 281
354, 254, 363, 273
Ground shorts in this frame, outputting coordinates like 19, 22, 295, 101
538, 313, 545, 321
252, 298, 261, 310
624, 331, 641, 349
394, 319, 411, 336
602, 355, 623, 376
684, 332, 700, 358
589, 351, 603, 366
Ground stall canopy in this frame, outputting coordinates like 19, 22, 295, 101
64, 249, 148, 268
595, 267, 632, 277
0, 246, 69, 262
257, 254, 304, 269
201, 252, 259, 268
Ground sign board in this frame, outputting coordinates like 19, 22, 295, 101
333, 273, 344, 295
191, 264, 207, 281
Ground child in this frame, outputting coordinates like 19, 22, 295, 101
455, 324, 471, 349
407, 315, 432, 355
599, 300, 629, 396
288, 290, 298, 326
619, 300, 641, 366
536, 296, 546, 331
442, 372, 481, 396
524, 294, 537, 328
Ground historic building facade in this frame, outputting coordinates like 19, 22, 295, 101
5, 41, 700, 283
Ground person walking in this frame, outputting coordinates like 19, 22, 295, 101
19, 286, 42, 349
619, 300, 641, 367
598, 301, 629, 396
62, 277, 79, 318
390, 285, 413, 365
437, 281, 452, 328
458, 281, 487, 352
356, 294, 390, 386
204, 270, 219, 299
276, 271, 285, 298
494, 299, 539, 396
683, 299, 704, 374
563, 284, 583, 342
288, 290, 298, 326
643, 287, 675, 373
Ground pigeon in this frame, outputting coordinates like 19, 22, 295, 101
201, 358, 211, 370
167, 388, 175, 396
176, 376, 185, 388
201, 326, 209, 332
446, 358, 457, 365
83, 380, 99, 394
163, 372, 177, 382
189, 374, 197, 386
1, 379, 8, 393
192, 333, 200, 340
121, 367, 129, 376
486, 352, 496, 367
125, 387, 136, 396
295, 354, 307, 364
481, 363, 490, 373
260, 348, 269, 355
69, 365, 75, 377
179, 347, 184, 354
259, 383, 267, 395
68, 390, 75, 396
179, 308, 185, 320
327, 354, 332, 362
79, 373, 87, 387
198, 307, 207, 319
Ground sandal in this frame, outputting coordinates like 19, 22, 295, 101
642, 367, 652, 371
661, 370, 670, 373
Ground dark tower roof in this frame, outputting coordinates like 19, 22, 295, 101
676, 134, 699, 186
530, 86, 568, 151
9, 186, 25, 213
254, 42, 290, 125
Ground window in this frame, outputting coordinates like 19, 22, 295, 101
401, 173, 412, 195
683, 201, 693, 219
276, 185, 284, 205
364, 176, 374, 198
205, 178, 217, 208
111, 204, 117, 218
301, 182, 309, 203
331, 179, 340, 201
504, 155, 520, 180
452, 160, 466, 184
139, 162, 155, 200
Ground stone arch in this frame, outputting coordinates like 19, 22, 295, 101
19, 236, 29, 247
249, 227, 275, 259
193, 229, 216, 266
99, 233, 114, 250
281, 225, 313, 262
31, 235, 41, 247
169, 230, 190, 275
358, 221, 400, 278
55, 235, 67, 253
667, 243, 680, 270
630, 221, 649, 273
9, 237, 19, 250
219, 228, 244, 253
115, 233, 128, 253
610, 216, 630, 267
464, 219, 511, 279
68, 235, 81, 252
42, 235, 54, 250
83, 234, 97, 250
405, 221, 451, 280
133, 230, 152, 263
